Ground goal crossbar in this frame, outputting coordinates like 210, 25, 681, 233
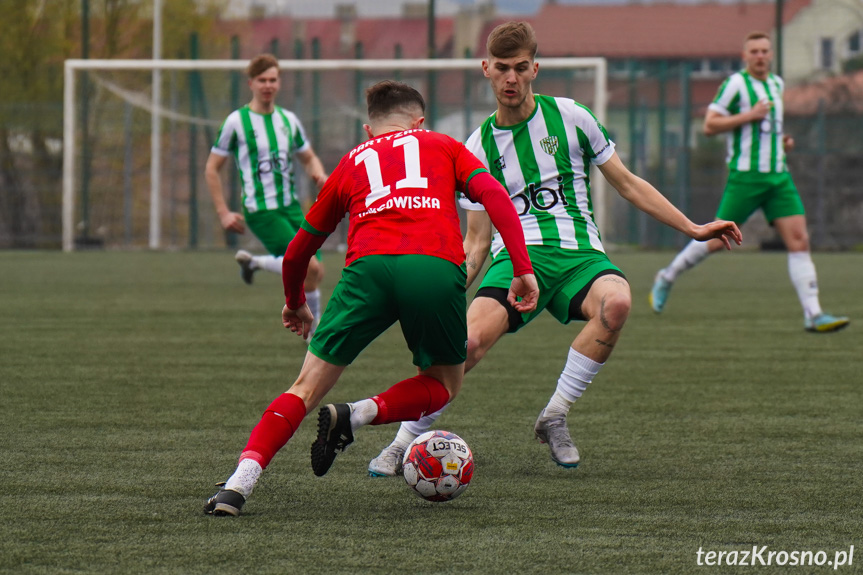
63, 57, 607, 251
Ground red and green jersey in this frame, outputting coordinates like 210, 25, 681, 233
301, 129, 486, 267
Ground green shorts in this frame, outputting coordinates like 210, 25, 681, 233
477, 245, 624, 332
310, 254, 468, 370
244, 205, 306, 257
716, 170, 805, 224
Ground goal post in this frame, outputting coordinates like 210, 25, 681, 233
62, 57, 607, 252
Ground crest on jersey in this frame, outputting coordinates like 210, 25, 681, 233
540, 136, 559, 155
493, 156, 506, 171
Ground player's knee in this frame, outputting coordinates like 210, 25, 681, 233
422, 369, 462, 401
285, 382, 319, 412
445, 380, 461, 401
785, 230, 810, 251
601, 291, 631, 332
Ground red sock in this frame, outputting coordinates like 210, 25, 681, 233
240, 392, 307, 469
371, 375, 451, 425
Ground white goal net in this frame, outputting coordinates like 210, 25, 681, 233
62, 58, 607, 251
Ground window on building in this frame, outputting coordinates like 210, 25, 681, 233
708, 59, 726, 73
849, 30, 861, 55
608, 59, 629, 78
820, 37, 835, 69
690, 58, 736, 78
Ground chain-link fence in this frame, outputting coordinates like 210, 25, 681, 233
1, 59, 861, 251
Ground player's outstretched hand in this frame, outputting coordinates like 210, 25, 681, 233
691, 220, 743, 250
282, 304, 314, 339
507, 273, 540, 313
219, 211, 246, 234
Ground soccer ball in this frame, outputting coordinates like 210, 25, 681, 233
402, 430, 473, 502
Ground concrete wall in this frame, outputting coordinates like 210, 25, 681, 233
782, 0, 863, 83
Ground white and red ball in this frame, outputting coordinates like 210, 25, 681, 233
402, 430, 473, 502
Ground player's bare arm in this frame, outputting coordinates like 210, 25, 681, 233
703, 103, 771, 137
280, 226, 327, 337
598, 152, 742, 249
297, 148, 328, 189
463, 210, 492, 288
465, 171, 536, 304
205, 152, 245, 233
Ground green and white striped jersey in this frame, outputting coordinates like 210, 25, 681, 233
460, 94, 615, 256
709, 71, 786, 173
211, 105, 310, 213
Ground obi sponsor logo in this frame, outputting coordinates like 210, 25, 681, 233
760, 117, 783, 134
511, 176, 569, 215
256, 151, 289, 175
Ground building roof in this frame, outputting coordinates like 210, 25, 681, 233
478, 0, 812, 59
246, 15, 454, 60
355, 18, 455, 59
785, 69, 863, 115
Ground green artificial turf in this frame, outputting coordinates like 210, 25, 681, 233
1, 250, 860, 574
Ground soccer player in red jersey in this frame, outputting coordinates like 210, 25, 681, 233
204, 80, 539, 517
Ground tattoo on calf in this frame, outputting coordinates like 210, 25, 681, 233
595, 338, 614, 348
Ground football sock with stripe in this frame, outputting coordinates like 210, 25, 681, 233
239, 392, 307, 469
369, 375, 450, 425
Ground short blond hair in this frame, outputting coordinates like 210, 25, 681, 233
487, 21, 537, 59
744, 31, 771, 45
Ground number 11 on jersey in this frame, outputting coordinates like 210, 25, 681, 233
355, 135, 429, 208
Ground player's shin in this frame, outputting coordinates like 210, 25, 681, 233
305, 288, 321, 320
209, 392, 306, 512
368, 406, 448, 478
304, 288, 322, 337
381, 406, 448, 450
240, 392, 307, 470
663, 239, 711, 282
544, 347, 603, 417
788, 251, 822, 319
370, 375, 450, 425
403, 405, 447, 437
254, 255, 284, 274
